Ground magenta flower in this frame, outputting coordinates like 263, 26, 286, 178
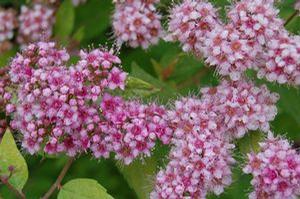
243, 133, 300, 199
17, 4, 55, 47
112, 0, 163, 49
166, 0, 221, 55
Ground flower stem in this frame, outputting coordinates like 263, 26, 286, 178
41, 157, 74, 199
0, 176, 26, 199
284, 10, 299, 27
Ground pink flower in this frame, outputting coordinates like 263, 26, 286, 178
228, 0, 284, 45
166, 0, 221, 55
203, 25, 261, 81
112, 0, 163, 49
8, 42, 131, 158
201, 79, 279, 138
257, 34, 300, 85
243, 133, 300, 199
92, 94, 172, 164
17, 4, 55, 46
108, 67, 127, 90
0, 8, 17, 43
151, 97, 235, 198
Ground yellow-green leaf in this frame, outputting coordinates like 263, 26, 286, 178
0, 129, 28, 191
237, 131, 263, 154
54, 0, 75, 43
116, 157, 157, 199
58, 178, 114, 199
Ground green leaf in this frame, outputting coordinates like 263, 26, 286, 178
116, 157, 157, 199
58, 178, 114, 199
237, 131, 263, 154
0, 47, 17, 68
0, 129, 28, 191
54, 0, 75, 42
275, 86, 300, 126
72, 26, 85, 42
131, 62, 177, 103
74, 0, 112, 42
113, 76, 160, 99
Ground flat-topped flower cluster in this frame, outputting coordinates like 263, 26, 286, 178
112, 0, 300, 86
4, 41, 297, 199
167, 0, 300, 85
1, 0, 299, 198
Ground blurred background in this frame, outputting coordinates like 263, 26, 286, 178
0, 0, 299, 198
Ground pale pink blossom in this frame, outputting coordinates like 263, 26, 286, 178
166, 0, 222, 55
243, 133, 300, 199
17, 4, 55, 46
112, 1, 163, 49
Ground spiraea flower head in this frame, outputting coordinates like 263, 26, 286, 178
228, 0, 284, 45
17, 4, 55, 47
166, 0, 222, 55
243, 133, 300, 199
257, 34, 300, 85
8, 42, 127, 157
0, 8, 17, 43
91, 94, 172, 164
151, 97, 235, 198
203, 25, 262, 81
201, 79, 279, 138
112, 0, 163, 49
0, 67, 14, 114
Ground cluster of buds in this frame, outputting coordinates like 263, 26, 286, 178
0, 8, 17, 52
243, 133, 300, 199
167, 0, 300, 85
112, 0, 163, 49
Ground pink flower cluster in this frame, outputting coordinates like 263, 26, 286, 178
257, 34, 300, 85
0, 67, 13, 113
17, 4, 55, 47
151, 79, 279, 198
112, 0, 163, 49
91, 94, 172, 164
228, 0, 283, 46
203, 25, 261, 80
0, 8, 17, 52
0, 67, 11, 139
7, 41, 174, 164
165, 0, 222, 55
167, 0, 300, 85
243, 133, 300, 199
8, 42, 127, 156
0, 9, 17, 44
151, 97, 235, 198
200, 80, 279, 138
